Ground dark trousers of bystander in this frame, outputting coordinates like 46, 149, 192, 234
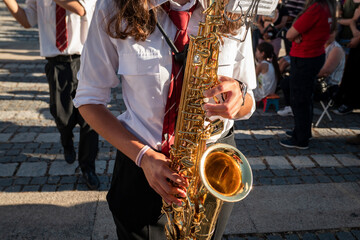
280, 75, 291, 106
336, 45, 360, 109
289, 54, 325, 146
107, 128, 237, 240
45, 56, 99, 173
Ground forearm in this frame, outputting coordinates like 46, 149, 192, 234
53, 0, 85, 16
317, 68, 330, 77
338, 18, 352, 26
349, 21, 360, 37
286, 26, 300, 42
3, 0, 31, 28
78, 104, 144, 163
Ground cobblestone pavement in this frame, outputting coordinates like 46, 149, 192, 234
1, 1, 360, 240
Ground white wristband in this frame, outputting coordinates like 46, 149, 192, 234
135, 145, 150, 167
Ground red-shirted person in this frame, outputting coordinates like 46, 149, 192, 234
280, 0, 336, 149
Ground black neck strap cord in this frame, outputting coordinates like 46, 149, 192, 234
156, 22, 189, 64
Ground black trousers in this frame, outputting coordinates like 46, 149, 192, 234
107, 128, 237, 240
336, 45, 360, 108
289, 54, 325, 146
45, 56, 99, 172
280, 75, 290, 106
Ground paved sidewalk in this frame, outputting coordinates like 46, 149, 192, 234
1, 1, 360, 240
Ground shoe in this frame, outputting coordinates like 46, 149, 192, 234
64, 147, 76, 164
346, 134, 360, 145
279, 139, 309, 150
285, 131, 312, 140
333, 104, 353, 115
277, 106, 294, 117
83, 170, 100, 190
285, 131, 293, 138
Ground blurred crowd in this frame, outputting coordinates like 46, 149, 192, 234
251, 0, 360, 147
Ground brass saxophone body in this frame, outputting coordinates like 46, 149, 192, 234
162, 1, 254, 239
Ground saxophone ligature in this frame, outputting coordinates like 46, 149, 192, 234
162, 0, 260, 239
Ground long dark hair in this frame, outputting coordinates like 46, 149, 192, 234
257, 42, 281, 82
106, 0, 244, 41
106, 0, 158, 41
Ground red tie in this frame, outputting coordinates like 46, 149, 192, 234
56, 4, 68, 52
161, 3, 197, 157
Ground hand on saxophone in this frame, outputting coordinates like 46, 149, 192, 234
202, 75, 253, 119
140, 148, 188, 206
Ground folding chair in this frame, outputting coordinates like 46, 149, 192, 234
314, 83, 339, 127
315, 99, 334, 127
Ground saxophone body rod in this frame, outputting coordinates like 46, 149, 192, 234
162, 1, 254, 239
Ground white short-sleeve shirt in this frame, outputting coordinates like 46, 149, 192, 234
74, 0, 257, 150
24, 0, 97, 57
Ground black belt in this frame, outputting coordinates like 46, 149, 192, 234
46, 54, 80, 62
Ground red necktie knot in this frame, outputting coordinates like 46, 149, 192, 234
169, 11, 191, 31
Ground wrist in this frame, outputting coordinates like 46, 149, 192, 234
234, 79, 247, 106
135, 145, 151, 168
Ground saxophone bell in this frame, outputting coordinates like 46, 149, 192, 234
199, 143, 253, 203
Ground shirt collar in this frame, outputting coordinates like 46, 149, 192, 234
168, 0, 197, 11
149, 0, 206, 9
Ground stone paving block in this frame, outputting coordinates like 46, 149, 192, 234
317, 232, 336, 240
247, 157, 266, 170
4, 185, 22, 192
34, 132, 60, 143
0, 110, 17, 120
288, 156, 316, 168
234, 129, 252, 140
0, 191, 100, 239
315, 128, 337, 137
351, 230, 360, 239
60, 176, 78, 184
22, 185, 40, 192
312, 154, 342, 167
16, 162, 47, 177
30, 177, 48, 185
265, 156, 293, 169
315, 176, 332, 183
48, 161, 78, 176
251, 130, 274, 139
0, 163, 18, 177
301, 232, 318, 240
95, 160, 107, 174
10, 132, 37, 143
285, 234, 300, 240
41, 184, 57, 192
39, 110, 53, 120
16, 110, 40, 120
9, 72, 25, 77
332, 128, 357, 137
334, 154, 360, 167
336, 232, 356, 240
0, 133, 12, 142
227, 183, 360, 235
14, 177, 31, 185
108, 160, 115, 174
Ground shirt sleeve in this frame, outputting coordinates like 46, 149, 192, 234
77, 0, 97, 44
73, 0, 120, 108
24, 0, 38, 27
293, 3, 321, 34
232, 27, 256, 120
78, 0, 97, 21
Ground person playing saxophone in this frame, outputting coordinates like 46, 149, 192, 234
74, 0, 257, 239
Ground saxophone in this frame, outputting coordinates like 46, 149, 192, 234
162, 0, 257, 239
